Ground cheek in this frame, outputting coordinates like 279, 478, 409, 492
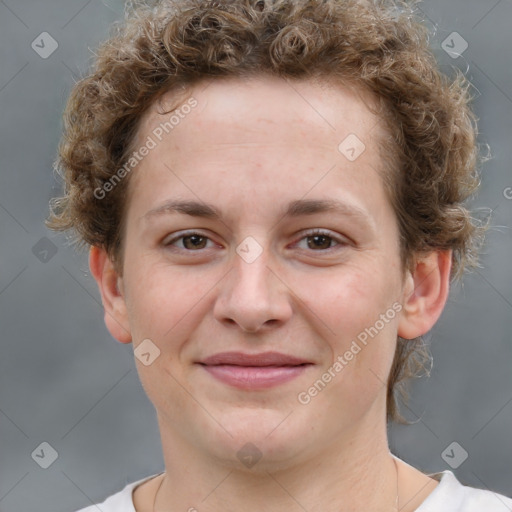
304, 264, 400, 384
308, 264, 398, 336
123, 259, 216, 344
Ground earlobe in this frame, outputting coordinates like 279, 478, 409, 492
397, 250, 452, 340
89, 246, 132, 344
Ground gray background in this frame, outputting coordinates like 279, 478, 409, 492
0, 1, 511, 511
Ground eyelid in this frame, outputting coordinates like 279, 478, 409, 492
292, 228, 350, 250
162, 228, 349, 253
162, 229, 219, 249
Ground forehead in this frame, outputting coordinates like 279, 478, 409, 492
126, 75, 391, 225
134, 75, 383, 154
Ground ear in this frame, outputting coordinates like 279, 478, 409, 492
397, 250, 452, 340
89, 246, 132, 344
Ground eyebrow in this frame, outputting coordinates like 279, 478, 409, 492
142, 198, 373, 227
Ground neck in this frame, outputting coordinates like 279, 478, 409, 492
154, 414, 399, 512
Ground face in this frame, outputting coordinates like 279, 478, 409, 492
103, 75, 417, 470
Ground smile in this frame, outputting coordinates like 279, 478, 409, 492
198, 351, 314, 390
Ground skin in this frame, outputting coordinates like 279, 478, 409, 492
90, 75, 451, 511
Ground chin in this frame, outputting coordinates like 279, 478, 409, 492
200, 408, 313, 471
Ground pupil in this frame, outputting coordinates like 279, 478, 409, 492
184, 235, 206, 249
308, 235, 330, 250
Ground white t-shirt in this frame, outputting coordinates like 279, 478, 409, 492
75, 469, 512, 512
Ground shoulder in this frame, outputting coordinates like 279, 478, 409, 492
74, 473, 161, 512
417, 470, 512, 512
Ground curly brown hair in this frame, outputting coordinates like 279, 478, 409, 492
47, 0, 487, 422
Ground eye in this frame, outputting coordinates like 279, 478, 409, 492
162, 229, 349, 254
162, 231, 217, 251
295, 229, 347, 251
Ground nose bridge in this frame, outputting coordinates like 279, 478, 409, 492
230, 240, 275, 308
233, 245, 271, 296
214, 236, 292, 332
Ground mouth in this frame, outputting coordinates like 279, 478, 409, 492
197, 351, 314, 389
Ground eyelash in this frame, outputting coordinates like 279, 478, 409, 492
162, 229, 348, 253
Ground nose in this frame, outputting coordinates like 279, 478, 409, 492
213, 243, 293, 333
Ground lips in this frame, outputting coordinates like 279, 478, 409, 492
201, 351, 311, 367
198, 351, 313, 389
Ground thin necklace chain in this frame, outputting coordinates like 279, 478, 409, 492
153, 456, 400, 512
394, 455, 400, 511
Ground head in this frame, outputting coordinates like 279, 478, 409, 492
48, 0, 485, 460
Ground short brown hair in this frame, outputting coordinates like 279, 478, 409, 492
47, 0, 487, 422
